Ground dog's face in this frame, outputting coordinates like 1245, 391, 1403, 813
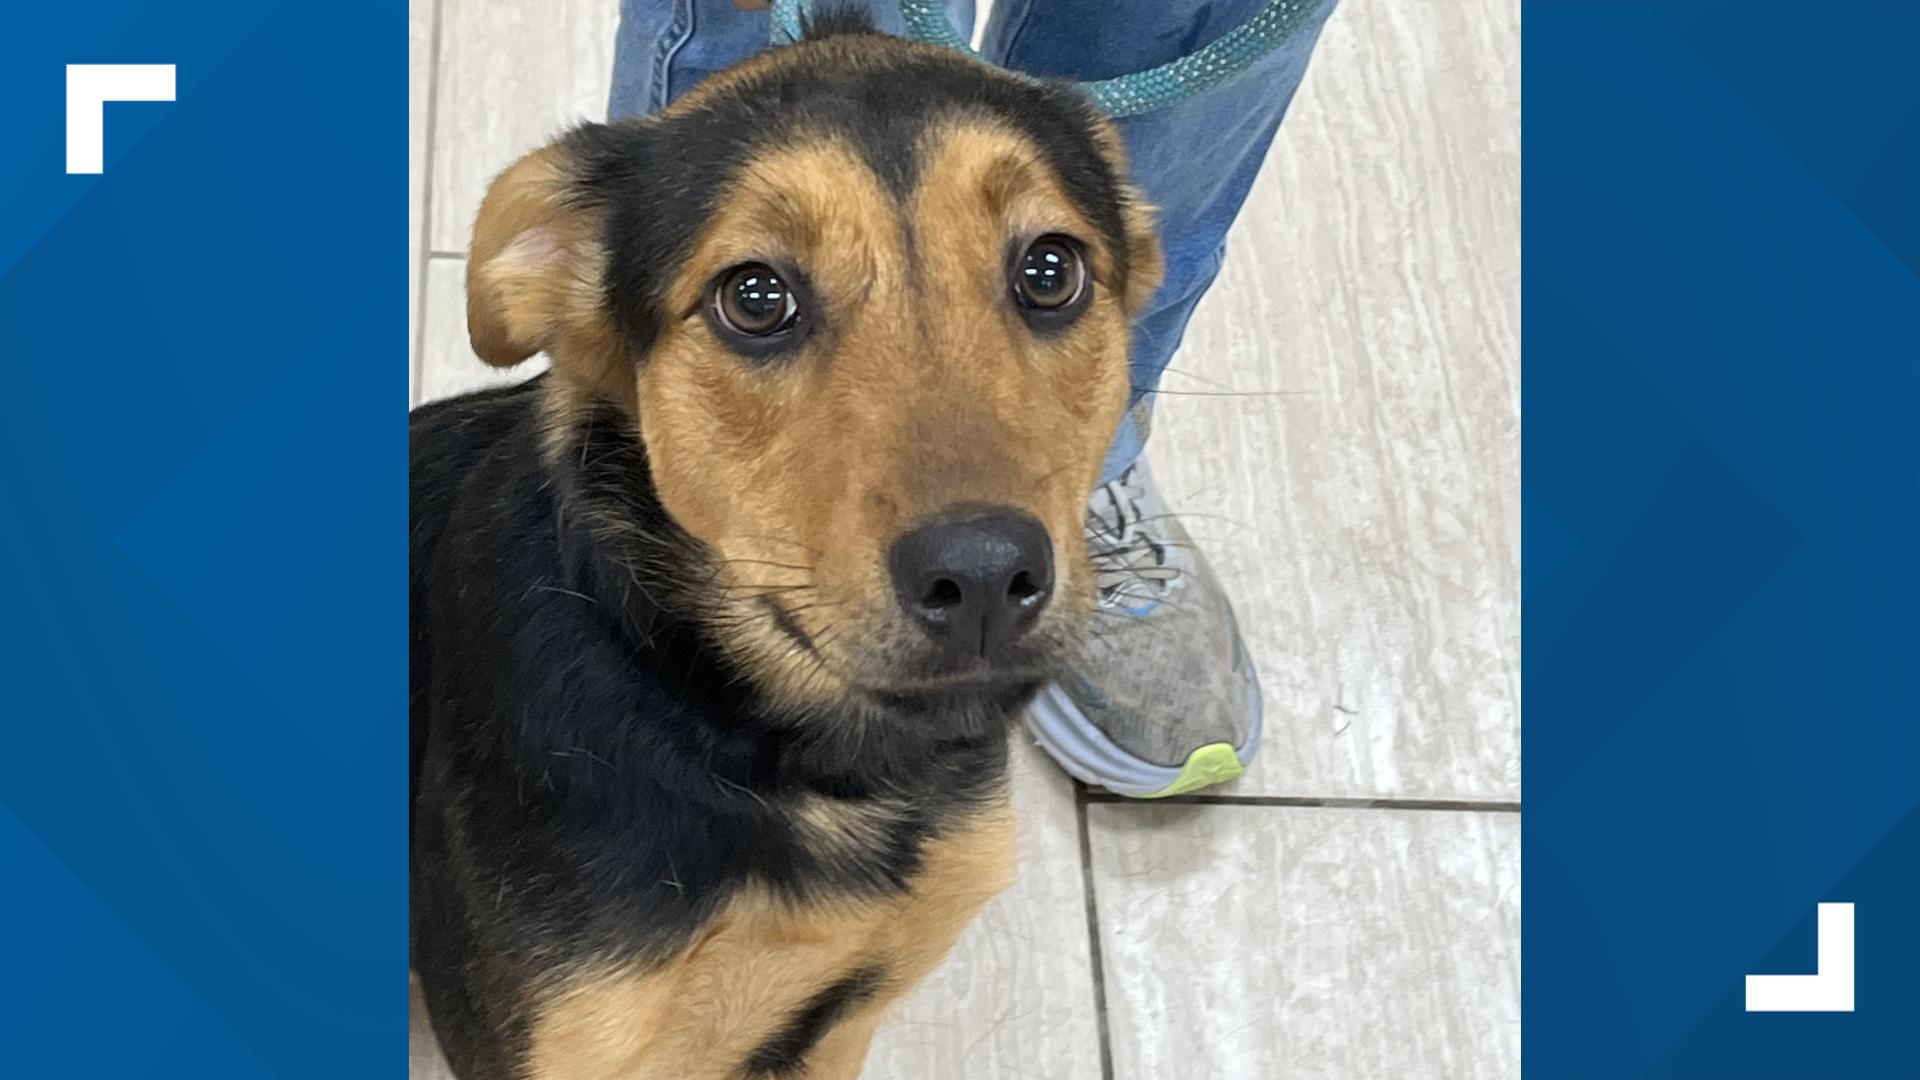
465, 28, 1160, 717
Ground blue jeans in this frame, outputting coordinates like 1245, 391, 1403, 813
609, 0, 1336, 483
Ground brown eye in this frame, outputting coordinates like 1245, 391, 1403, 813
1012, 235, 1087, 311
713, 263, 800, 337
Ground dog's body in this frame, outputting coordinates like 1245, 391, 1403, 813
412, 15, 1159, 1079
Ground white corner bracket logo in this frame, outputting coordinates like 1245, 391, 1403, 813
1745, 902, 1855, 1012
66, 64, 176, 174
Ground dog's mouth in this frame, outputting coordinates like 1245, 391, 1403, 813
761, 595, 1058, 709
853, 641, 1063, 715
866, 667, 1047, 701
873, 668, 1045, 692
865, 673, 1047, 717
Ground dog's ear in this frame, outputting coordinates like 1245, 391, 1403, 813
465, 132, 605, 368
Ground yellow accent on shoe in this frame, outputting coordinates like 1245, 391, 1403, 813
1139, 742, 1245, 798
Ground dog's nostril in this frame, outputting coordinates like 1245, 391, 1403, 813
921, 578, 964, 611
1008, 570, 1045, 606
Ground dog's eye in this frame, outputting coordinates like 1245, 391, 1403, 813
713, 263, 800, 337
1012, 235, 1088, 312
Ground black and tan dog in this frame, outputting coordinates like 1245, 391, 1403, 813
411, 12, 1160, 1079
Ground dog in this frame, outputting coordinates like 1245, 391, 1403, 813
410, 12, 1161, 1079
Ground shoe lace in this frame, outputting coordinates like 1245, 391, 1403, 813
1086, 465, 1181, 609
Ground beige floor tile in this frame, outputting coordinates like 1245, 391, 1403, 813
409, 975, 454, 1080
409, 0, 436, 397
1145, 0, 1520, 801
864, 736, 1102, 1080
410, 739, 1099, 1079
427, 0, 619, 253
1089, 804, 1520, 1080
415, 258, 548, 408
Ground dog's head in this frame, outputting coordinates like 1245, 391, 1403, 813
466, 16, 1160, 720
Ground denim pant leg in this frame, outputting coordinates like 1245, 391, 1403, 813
983, 0, 1339, 481
608, 0, 975, 118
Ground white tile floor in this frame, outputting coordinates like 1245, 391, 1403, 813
408, 0, 1520, 1075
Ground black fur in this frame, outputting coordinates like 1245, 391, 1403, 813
411, 22, 1130, 1079
796, 3, 881, 42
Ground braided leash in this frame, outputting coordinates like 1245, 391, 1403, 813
769, 0, 1329, 117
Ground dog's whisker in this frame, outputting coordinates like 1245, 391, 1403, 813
1130, 362, 1241, 393
714, 557, 819, 573
730, 533, 828, 558
1117, 510, 1251, 531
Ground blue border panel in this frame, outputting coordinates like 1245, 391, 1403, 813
1526, 2, 1918, 1077
1, 3, 402, 1077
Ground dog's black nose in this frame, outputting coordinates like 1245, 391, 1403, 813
889, 510, 1054, 656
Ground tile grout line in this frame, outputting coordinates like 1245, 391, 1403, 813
1073, 780, 1118, 1080
410, 0, 449, 407
1081, 792, 1522, 812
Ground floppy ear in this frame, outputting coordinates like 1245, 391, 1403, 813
465, 134, 605, 368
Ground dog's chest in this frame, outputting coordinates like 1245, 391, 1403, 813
525, 794, 1015, 1080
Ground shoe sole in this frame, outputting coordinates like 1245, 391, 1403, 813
1025, 662, 1264, 798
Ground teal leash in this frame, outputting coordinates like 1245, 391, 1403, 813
769, 0, 808, 46
770, 0, 1329, 117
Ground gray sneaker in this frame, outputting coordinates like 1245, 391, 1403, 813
1027, 460, 1262, 797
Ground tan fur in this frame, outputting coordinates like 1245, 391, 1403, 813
629, 121, 1152, 713
528, 791, 1016, 1080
